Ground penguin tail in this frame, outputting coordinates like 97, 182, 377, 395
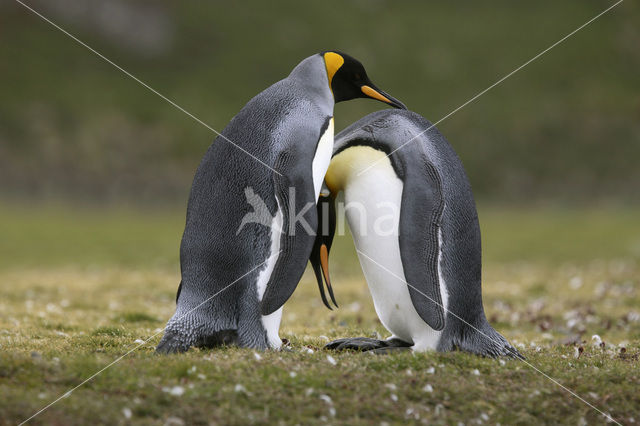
156, 330, 191, 354
442, 320, 524, 360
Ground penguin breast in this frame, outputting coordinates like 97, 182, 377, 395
311, 118, 334, 200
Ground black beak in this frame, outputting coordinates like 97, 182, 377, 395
309, 193, 337, 310
360, 83, 407, 110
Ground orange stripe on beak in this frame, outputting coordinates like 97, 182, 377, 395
361, 85, 392, 104
320, 244, 338, 308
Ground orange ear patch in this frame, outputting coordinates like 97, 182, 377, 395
323, 52, 344, 87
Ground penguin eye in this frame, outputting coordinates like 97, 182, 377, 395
354, 73, 362, 80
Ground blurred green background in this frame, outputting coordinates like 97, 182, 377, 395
1, 0, 638, 205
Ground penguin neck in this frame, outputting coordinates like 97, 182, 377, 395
325, 145, 391, 194
289, 55, 334, 117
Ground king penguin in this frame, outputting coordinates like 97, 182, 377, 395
311, 109, 522, 358
156, 52, 407, 353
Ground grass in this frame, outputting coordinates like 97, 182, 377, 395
1, 203, 639, 425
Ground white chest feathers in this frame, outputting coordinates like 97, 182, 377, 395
311, 118, 334, 201
330, 145, 446, 351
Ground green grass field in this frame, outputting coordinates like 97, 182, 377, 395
1, 204, 639, 425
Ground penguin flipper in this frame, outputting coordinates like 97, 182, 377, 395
398, 157, 446, 331
260, 149, 318, 316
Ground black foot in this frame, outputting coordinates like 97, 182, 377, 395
325, 337, 413, 352
370, 346, 412, 355
325, 337, 387, 351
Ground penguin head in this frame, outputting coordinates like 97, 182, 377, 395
322, 51, 407, 109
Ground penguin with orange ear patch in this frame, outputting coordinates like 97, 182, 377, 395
157, 52, 406, 353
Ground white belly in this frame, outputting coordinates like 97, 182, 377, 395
339, 147, 445, 351
311, 118, 334, 200
255, 196, 284, 349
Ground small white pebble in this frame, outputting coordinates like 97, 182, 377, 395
471, 369, 480, 376
499, 359, 506, 366
318, 335, 329, 341
326, 355, 337, 365
573, 347, 580, 358
390, 394, 398, 402
426, 366, 435, 374
405, 369, 413, 376
303, 347, 314, 354
167, 386, 184, 396
197, 374, 206, 380
319, 394, 333, 404
305, 388, 314, 396
289, 371, 297, 378
164, 417, 185, 426
253, 352, 262, 361
234, 384, 247, 393
329, 407, 336, 417
134, 339, 145, 344
480, 412, 489, 421
38, 392, 47, 399
569, 276, 583, 289
591, 335, 602, 345
385, 383, 397, 391
122, 407, 132, 419
422, 384, 433, 393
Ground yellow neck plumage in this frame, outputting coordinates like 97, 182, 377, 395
324, 145, 390, 195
